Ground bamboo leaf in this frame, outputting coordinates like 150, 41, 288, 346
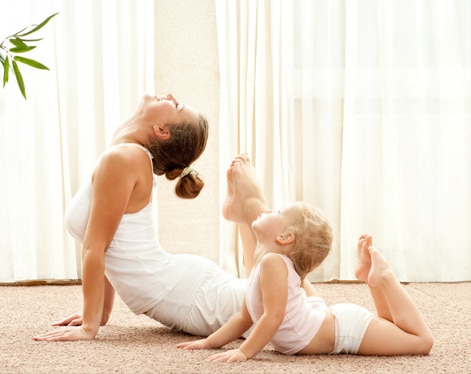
14, 56, 49, 70
10, 46, 36, 53
10, 38, 28, 48
12, 26, 29, 36
16, 37, 44, 43
2, 12, 58, 99
2, 55, 9, 86
12, 60, 26, 98
17, 12, 59, 37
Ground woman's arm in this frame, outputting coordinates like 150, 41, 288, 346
101, 276, 115, 325
48, 276, 115, 328
79, 150, 136, 336
34, 148, 139, 341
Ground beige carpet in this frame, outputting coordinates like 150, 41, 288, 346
1, 282, 469, 374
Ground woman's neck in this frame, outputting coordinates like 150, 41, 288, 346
110, 116, 150, 146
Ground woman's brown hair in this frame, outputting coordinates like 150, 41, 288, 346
147, 113, 209, 199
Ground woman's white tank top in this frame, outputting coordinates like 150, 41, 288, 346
64, 144, 207, 314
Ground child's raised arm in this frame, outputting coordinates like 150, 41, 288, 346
176, 298, 253, 353
206, 254, 289, 362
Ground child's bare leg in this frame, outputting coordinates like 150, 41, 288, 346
222, 153, 268, 274
355, 235, 392, 321
238, 224, 257, 274
357, 236, 433, 355
367, 246, 430, 337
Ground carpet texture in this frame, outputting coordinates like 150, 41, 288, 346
0, 282, 469, 374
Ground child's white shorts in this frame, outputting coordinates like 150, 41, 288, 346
329, 303, 373, 354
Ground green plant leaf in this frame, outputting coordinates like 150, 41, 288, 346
16, 12, 59, 37
12, 26, 29, 37
10, 38, 28, 48
10, 46, 36, 53
14, 56, 49, 70
2, 12, 58, 99
16, 37, 44, 43
2, 55, 9, 87
12, 60, 26, 99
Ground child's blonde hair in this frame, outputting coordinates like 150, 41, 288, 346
285, 202, 333, 282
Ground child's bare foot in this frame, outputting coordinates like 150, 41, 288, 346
367, 245, 394, 287
354, 234, 372, 282
222, 153, 267, 224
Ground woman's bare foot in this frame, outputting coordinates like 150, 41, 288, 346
367, 245, 394, 288
354, 234, 372, 282
222, 153, 267, 224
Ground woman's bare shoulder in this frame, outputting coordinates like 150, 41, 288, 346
96, 144, 148, 170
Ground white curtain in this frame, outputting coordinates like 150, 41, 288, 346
0, 0, 154, 282
216, 0, 471, 282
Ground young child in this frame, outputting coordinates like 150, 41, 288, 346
177, 200, 433, 361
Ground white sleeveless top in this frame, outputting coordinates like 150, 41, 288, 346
245, 253, 327, 354
64, 144, 209, 315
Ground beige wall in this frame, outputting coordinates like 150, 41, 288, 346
154, 0, 221, 262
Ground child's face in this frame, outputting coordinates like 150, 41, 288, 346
252, 202, 302, 241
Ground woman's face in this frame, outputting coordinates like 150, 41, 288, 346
140, 93, 198, 126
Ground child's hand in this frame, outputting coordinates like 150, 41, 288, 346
176, 338, 209, 350
207, 348, 248, 362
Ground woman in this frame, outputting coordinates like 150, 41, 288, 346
33, 95, 267, 341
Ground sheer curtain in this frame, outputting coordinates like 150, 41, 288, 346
0, 0, 154, 282
216, 0, 471, 282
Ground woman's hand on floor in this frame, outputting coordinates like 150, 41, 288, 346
52, 313, 83, 326
33, 325, 96, 342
